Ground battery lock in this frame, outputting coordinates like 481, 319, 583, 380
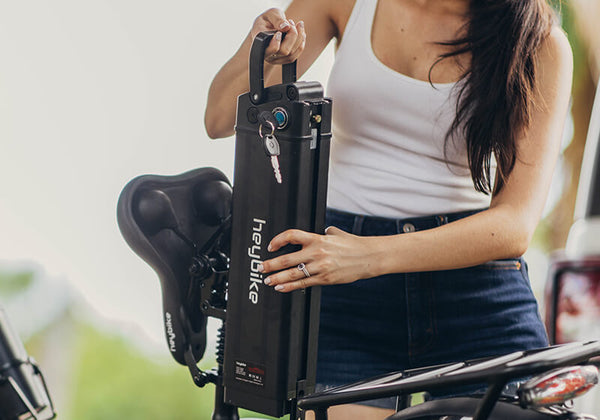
272, 107, 289, 129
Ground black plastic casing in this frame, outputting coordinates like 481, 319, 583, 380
223, 32, 332, 419
117, 168, 232, 366
0, 308, 54, 420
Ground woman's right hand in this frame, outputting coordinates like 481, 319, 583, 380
206, 2, 325, 139
250, 8, 306, 65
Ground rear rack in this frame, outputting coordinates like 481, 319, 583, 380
297, 341, 600, 420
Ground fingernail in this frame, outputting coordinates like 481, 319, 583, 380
275, 285, 284, 291
279, 21, 289, 29
274, 31, 282, 40
298, 21, 304, 29
267, 243, 273, 252
264, 277, 271, 285
257, 264, 264, 273
289, 19, 295, 26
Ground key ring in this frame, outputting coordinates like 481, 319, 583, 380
259, 121, 275, 138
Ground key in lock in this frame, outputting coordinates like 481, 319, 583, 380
263, 134, 282, 184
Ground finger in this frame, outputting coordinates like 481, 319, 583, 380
264, 31, 283, 59
261, 247, 310, 274
264, 261, 314, 286
268, 229, 313, 252
274, 276, 320, 293
288, 21, 306, 59
266, 51, 302, 65
277, 20, 298, 57
266, 21, 305, 64
252, 9, 291, 44
261, 8, 290, 31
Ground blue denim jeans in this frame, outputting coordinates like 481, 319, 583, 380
315, 208, 549, 409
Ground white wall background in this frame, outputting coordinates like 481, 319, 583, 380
0, 0, 334, 348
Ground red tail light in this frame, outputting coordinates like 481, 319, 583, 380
518, 365, 599, 407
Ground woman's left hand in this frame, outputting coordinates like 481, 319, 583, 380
260, 227, 380, 292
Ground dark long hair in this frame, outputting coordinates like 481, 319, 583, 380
437, 0, 555, 194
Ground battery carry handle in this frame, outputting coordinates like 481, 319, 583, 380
249, 31, 297, 104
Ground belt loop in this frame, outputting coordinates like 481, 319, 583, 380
352, 215, 365, 235
396, 219, 402, 234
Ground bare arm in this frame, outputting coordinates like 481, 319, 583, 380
261, 27, 574, 292
204, 1, 337, 139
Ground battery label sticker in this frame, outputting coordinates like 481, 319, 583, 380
235, 360, 265, 387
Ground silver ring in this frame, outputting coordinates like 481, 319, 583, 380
258, 121, 275, 138
297, 263, 310, 278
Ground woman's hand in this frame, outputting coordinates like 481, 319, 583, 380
250, 8, 306, 66
205, 0, 334, 139
260, 227, 381, 292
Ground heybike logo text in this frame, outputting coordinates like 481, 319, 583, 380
165, 312, 177, 352
248, 218, 266, 304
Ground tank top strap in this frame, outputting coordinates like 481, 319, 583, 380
337, 0, 379, 56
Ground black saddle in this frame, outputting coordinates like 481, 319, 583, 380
116, 167, 232, 367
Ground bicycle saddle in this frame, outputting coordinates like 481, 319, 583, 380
116, 167, 232, 366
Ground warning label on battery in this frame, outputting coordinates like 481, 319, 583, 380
234, 360, 265, 387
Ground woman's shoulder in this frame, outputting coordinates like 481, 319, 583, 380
538, 26, 573, 72
532, 25, 573, 103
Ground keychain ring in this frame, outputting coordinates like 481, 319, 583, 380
259, 121, 275, 138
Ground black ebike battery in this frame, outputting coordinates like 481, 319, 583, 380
223, 32, 332, 417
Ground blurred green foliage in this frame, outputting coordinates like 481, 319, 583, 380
67, 323, 278, 419
0, 270, 34, 297
68, 324, 212, 419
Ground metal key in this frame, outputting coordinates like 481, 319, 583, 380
263, 134, 282, 184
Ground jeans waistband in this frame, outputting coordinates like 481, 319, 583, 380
326, 208, 486, 236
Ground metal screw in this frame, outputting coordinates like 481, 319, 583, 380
311, 114, 322, 124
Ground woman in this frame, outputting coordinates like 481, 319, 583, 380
205, 0, 573, 418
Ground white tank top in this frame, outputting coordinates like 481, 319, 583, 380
326, 0, 491, 218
